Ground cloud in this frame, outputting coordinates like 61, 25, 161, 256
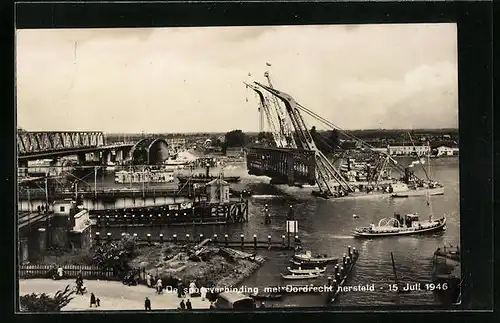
15, 24, 458, 133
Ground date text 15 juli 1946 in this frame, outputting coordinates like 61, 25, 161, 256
388, 283, 449, 292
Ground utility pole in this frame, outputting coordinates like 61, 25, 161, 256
94, 166, 97, 198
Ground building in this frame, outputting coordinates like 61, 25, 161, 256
387, 145, 431, 156
167, 138, 187, 153
436, 146, 459, 156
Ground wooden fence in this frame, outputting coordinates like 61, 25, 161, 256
19, 264, 115, 279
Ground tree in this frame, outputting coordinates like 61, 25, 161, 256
20, 285, 74, 312
90, 234, 138, 276
224, 130, 248, 148
326, 129, 340, 151
256, 132, 275, 146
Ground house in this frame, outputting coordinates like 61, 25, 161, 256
436, 146, 459, 156
388, 145, 430, 156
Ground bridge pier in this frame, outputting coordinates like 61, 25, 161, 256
115, 150, 123, 162
101, 150, 112, 165
18, 159, 28, 177
77, 152, 86, 164
19, 237, 29, 264
38, 228, 47, 254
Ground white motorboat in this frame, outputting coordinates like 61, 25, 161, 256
293, 251, 337, 264
280, 272, 322, 280
287, 266, 325, 274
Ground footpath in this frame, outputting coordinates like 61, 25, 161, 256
19, 279, 210, 311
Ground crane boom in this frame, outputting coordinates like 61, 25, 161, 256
244, 82, 287, 147
264, 72, 297, 148
255, 82, 353, 195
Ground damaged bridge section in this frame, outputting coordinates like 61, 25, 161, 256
246, 145, 316, 186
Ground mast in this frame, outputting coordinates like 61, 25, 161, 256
427, 141, 431, 181
427, 191, 433, 221
408, 132, 429, 181
391, 252, 400, 290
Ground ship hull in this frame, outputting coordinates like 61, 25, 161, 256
391, 186, 445, 198
177, 176, 241, 184
352, 219, 446, 238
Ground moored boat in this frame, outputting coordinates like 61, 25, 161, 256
287, 266, 325, 274
352, 213, 446, 238
390, 182, 444, 198
432, 245, 461, 304
289, 259, 328, 266
353, 191, 446, 238
249, 292, 283, 300
293, 251, 337, 264
280, 272, 322, 280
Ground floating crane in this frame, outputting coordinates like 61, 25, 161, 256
246, 71, 428, 197
264, 71, 297, 149
253, 82, 353, 196
244, 82, 288, 148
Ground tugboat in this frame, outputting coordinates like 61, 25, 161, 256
352, 193, 446, 238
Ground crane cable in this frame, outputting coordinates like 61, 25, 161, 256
294, 102, 412, 176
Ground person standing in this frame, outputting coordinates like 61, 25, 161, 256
57, 266, 64, 280
90, 293, 96, 308
200, 286, 207, 301
189, 281, 197, 297
156, 278, 163, 294
179, 299, 186, 310
186, 299, 192, 310
144, 297, 151, 310
96, 298, 100, 307
146, 273, 152, 288
287, 205, 294, 220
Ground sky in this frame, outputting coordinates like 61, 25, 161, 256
16, 24, 458, 133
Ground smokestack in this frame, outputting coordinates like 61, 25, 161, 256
206, 163, 210, 177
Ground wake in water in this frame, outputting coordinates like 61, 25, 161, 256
330, 235, 356, 239
252, 194, 283, 199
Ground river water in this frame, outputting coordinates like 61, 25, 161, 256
95, 157, 460, 307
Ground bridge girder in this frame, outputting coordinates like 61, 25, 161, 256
17, 131, 105, 155
246, 146, 316, 185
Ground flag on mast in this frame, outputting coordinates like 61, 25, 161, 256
266, 62, 272, 66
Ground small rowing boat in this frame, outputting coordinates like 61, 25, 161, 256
287, 266, 325, 274
280, 272, 322, 280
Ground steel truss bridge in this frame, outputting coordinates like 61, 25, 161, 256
17, 131, 135, 161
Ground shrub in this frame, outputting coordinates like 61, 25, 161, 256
20, 285, 74, 312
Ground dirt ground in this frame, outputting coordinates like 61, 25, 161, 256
129, 244, 261, 288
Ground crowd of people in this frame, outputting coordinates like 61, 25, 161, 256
143, 273, 213, 310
